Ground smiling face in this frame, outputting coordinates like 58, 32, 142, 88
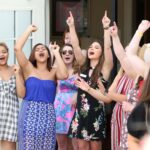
88, 42, 102, 60
61, 45, 74, 65
0, 44, 9, 66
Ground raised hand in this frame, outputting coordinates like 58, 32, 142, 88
27, 24, 38, 32
13, 64, 20, 75
66, 11, 74, 27
109, 22, 118, 37
137, 20, 150, 33
102, 10, 111, 28
49, 41, 60, 55
75, 77, 90, 92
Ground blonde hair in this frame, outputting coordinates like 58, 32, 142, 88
138, 43, 150, 60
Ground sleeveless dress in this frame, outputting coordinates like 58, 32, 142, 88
120, 80, 144, 149
54, 75, 78, 134
111, 74, 134, 150
18, 77, 56, 150
0, 75, 19, 142
68, 69, 108, 141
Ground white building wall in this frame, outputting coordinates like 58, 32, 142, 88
0, 0, 46, 45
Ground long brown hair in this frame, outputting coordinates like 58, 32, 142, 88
140, 70, 150, 102
60, 44, 80, 74
0, 42, 9, 51
29, 43, 52, 71
81, 40, 104, 87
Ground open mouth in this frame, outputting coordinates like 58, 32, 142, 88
89, 51, 95, 55
0, 57, 5, 60
39, 53, 45, 57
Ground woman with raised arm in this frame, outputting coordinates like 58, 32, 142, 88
14, 25, 68, 150
54, 44, 79, 150
66, 11, 113, 150
109, 20, 150, 149
0, 42, 25, 150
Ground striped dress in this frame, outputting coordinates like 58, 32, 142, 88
111, 74, 134, 150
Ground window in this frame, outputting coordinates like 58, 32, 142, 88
0, 10, 32, 65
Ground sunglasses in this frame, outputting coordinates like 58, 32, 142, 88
62, 50, 73, 55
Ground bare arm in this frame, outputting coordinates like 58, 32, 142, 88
66, 11, 86, 66
128, 134, 140, 150
101, 10, 113, 80
49, 42, 68, 80
126, 20, 150, 55
110, 23, 138, 78
14, 25, 37, 77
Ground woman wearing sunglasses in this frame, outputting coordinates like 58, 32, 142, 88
54, 43, 79, 150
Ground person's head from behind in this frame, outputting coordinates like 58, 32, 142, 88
63, 28, 71, 45
29, 43, 52, 71
0, 42, 9, 66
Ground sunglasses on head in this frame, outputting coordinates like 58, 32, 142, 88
62, 50, 73, 55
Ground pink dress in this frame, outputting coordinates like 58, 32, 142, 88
111, 74, 134, 150
54, 75, 77, 134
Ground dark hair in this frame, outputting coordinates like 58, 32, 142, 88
60, 43, 80, 74
62, 28, 70, 45
81, 40, 104, 87
29, 43, 52, 71
135, 76, 144, 90
62, 27, 81, 46
140, 70, 150, 102
0, 42, 9, 51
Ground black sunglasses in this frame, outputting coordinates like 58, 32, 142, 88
62, 50, 73, 55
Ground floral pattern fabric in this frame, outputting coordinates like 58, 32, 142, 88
68, 69, 107, 141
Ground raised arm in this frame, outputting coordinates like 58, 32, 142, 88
110, 23, 140, 79
126, 20, 150, 55
49, 42, 68, 80
66, 11, 86, 66
101, 10, 113, 80
14, 25, 37, 76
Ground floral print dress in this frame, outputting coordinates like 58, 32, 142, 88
68, 69, 108, 141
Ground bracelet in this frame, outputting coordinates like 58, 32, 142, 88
103, 26, 109, 30
136, 31, 143, 38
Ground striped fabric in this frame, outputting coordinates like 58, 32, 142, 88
111, 74, 134, 150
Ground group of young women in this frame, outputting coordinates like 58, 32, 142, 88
0, 10, 150, 150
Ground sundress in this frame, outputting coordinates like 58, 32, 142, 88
0, 75, 19, 142
111, 74, 134, 150
54, 75, 78, 134
68, 69, 108, 141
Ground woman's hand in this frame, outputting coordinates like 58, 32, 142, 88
13, 64, 21, 75
122, 101, 134, 112
49, 42, 60, 55
66, 11, 75, 27
27, 24, 38, 32
102, 10, 111, 29
109, 22, 118, 37
137, 20, 150, 34
75, 77, 90, 92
